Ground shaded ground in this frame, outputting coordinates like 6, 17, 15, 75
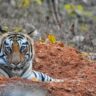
0, 78, 49, 96
0, 42, 96, 96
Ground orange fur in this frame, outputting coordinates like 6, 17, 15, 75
8, 42, 25, 65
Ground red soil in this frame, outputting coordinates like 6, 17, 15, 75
0, 42, 96, 96
34, 42, 96, 96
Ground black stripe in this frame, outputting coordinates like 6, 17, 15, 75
40, 73, 45, 81
33, 71, 37, 78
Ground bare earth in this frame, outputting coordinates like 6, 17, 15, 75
0, 42, 96, 96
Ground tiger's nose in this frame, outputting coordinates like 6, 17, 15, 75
12, 52, 21, 65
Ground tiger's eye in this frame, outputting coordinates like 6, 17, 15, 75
5, 47, 12, 53
3, 41, 12, 54
20, 46, 28, 53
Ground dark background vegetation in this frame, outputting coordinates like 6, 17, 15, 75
0, 0, 96, 52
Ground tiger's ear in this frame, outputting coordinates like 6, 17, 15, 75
27, 27, 41, 40
0, 33, 7, 49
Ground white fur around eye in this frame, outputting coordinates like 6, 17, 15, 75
4, 38, 13, 48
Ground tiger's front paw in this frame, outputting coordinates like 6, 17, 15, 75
31, 77, 40, 82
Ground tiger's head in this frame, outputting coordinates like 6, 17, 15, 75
0, 32, 35, 76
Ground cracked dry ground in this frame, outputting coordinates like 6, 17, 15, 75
0, 42, 96, 96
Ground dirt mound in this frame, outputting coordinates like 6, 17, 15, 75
34, 42, 92, 78
0, 42, 96, 96
34, 42, 96, 96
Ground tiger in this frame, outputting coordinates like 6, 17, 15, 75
0, 31, 63, 82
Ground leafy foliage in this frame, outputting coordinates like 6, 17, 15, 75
13, 27, 23, 32
80, 24, 89, 32
34, 0, 44, 5
64, 4, 93, 17
48, 34, 56, 43
64, 4, 84, 16
3, 26, 9, 32
20, 0, 31, 8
